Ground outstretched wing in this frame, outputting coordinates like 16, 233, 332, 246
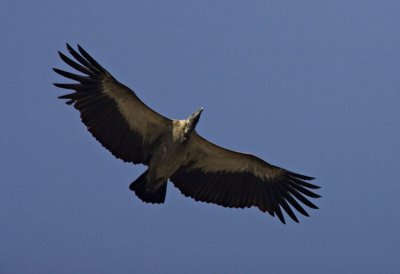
54, 44, 171, 164
171, 133, 320, 224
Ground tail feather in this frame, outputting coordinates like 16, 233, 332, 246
129, 171, 167, 204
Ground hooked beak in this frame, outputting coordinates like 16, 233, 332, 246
193, 107, 203, 120
188, 107, 204, 128
195, 107, 204, 116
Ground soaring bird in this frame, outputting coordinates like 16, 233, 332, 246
54, 44, 320, 224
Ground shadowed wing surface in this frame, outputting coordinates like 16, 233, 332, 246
53, 44, 171, 164
171, 133, 321, 224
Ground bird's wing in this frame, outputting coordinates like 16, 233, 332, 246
54, 44, 171, 164
170, 133, 320, 223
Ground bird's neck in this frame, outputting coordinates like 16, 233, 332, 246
172, 120, 192, 143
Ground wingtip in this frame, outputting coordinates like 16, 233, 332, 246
287, 171, 315, 181
52, 67, 61, 74
288, 213, 299, 223
275, 210, 286, 224
58, 50, 68, 60
57, 94, 75, 105
308, 203, 319, 210
77, 44, 86, 55
77, 44, 92, 61
53, 83, 74, 89
66, 43, 73, 52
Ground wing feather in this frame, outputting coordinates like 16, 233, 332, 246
171, 133, 320, 223
54, 44, 171, 164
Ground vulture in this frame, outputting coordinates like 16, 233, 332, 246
54, 44, 321, 224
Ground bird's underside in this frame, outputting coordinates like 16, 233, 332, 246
54, 43, 321, 224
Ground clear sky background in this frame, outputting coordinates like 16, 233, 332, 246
1, 1, 399, 273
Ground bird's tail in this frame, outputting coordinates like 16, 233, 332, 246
129, 171, 167, 204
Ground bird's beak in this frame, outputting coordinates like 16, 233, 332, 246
193, 107, 203, 120
188, 107, 204, 127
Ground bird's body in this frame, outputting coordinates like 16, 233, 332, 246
54, 44, 321, 224
144, 119, 192, 191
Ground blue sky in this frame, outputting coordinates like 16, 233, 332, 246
1, 1, 399, 273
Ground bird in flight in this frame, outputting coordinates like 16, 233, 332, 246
54, 44, 321, 224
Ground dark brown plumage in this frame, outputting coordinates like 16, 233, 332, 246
54, 44, 321, 224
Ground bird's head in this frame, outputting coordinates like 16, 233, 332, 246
183, 107, 203, 138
